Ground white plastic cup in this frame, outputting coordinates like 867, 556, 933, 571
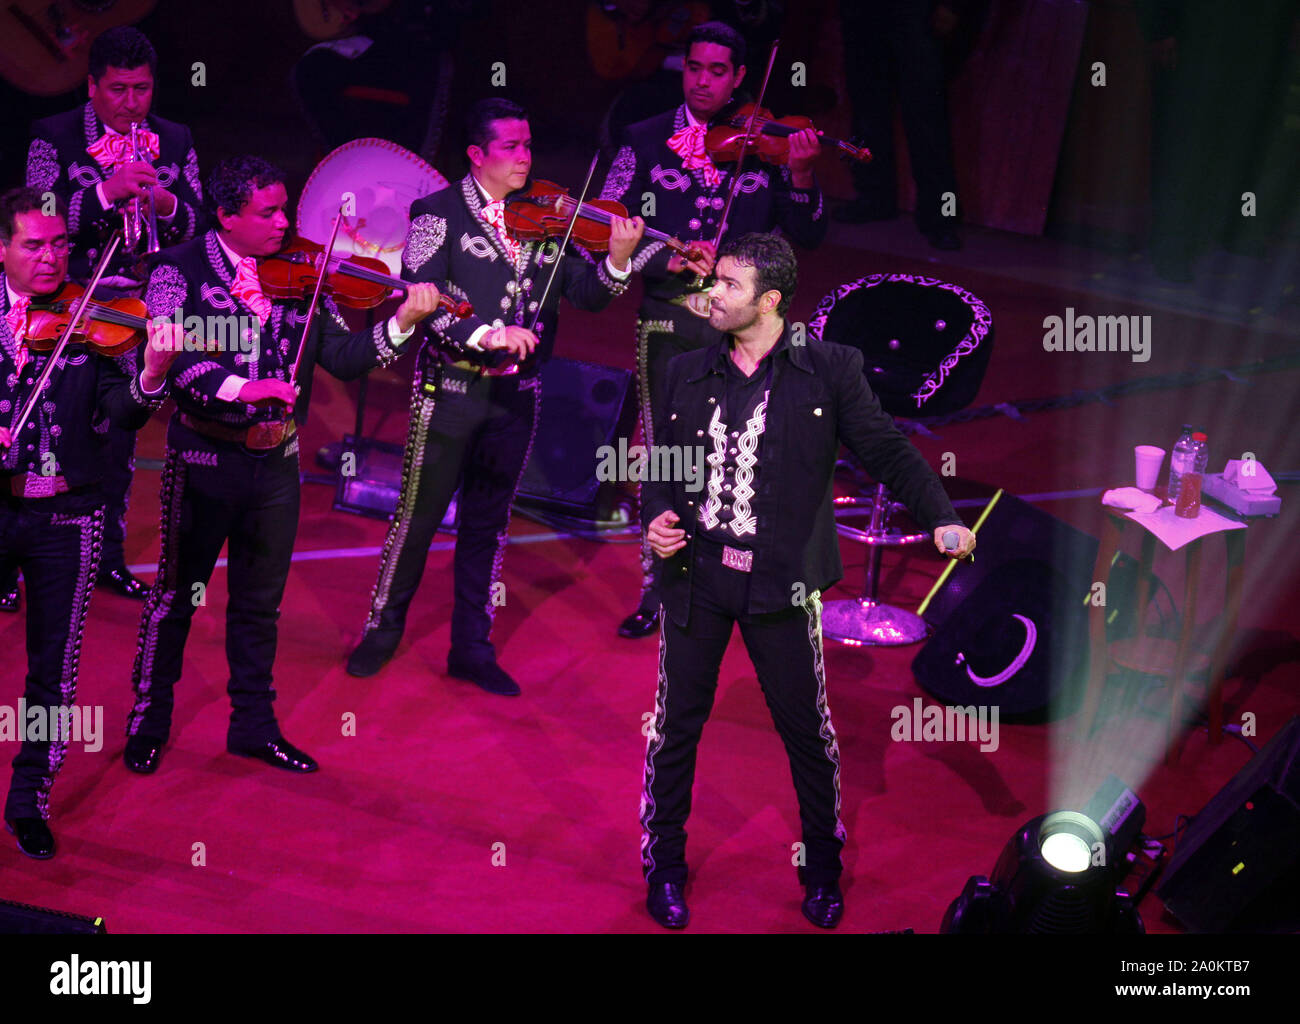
1134, 445, 1165, 492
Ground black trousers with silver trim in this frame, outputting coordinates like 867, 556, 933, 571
0, 494, 102, 820
640, 535, 847, 887
359, 360, 539, 668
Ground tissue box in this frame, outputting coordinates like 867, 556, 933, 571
1202, 472, 1281, 516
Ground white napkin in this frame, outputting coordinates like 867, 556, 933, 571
1224, 458, 1276, 494
1102, 487, 1162, 513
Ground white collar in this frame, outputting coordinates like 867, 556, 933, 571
215, 231, 248, 270
6, 282, 26, 311
471, 174, 503, 206
684, 105, 703, 128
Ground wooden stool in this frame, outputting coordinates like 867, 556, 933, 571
1079, 505, 1247, 764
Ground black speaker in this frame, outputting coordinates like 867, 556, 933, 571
333, 434, 459, 529
912, 490, 1144, 720
1157, 716, 1300, 933
0, 898, 106, 934
515, 356, 637, 520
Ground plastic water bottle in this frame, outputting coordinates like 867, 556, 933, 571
1167, 424, 1195, 508
1175, 432, 1209, 518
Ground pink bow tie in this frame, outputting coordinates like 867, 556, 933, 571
87, 128, 160, 172
6, 296, 30, 373
481, 199, 521, 260
666, 123, 721, 187
232, 257, 272, 324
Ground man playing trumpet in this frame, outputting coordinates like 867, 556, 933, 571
20, 25, 204, 605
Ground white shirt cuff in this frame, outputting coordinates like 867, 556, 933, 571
387, 318, 414, 346
604, 255, 631, 280
96, 182, 111, 210
465, 324, 492, 351
216, 375, 250, 403
139, 372, 166, 396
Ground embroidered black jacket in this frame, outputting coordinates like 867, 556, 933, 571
643, 325, 963, 624
401, 175, 629, 376
27, 103, 203, 281
1, 272, 164, 489
600, 104, 827, 304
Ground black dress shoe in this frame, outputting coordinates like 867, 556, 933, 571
124, 736, 164, 774
346, 631, 399, 677
617, 607, 660, 639
97, 566, 149, 599
5, 816, 55, 859
802, 883, 844, 929
228, 737, 319, 773
447, 658, 520, 696
0, 584, 19, 613
646, 882, 689, 929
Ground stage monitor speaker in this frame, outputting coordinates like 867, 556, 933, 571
333, 434, 458, 529
0, 898, 106, 934
1157, 716, 1300, 933
912, 490, 1143, 720
515, 356, 636, 520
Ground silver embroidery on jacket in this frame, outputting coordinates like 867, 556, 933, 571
402, 214, 447, 273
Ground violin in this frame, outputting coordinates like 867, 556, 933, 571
24, 281, 150, 357
705, 103, 872, 166
503, 179, 703, 263
257, 236, 474, 318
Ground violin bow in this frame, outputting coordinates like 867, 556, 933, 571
525, 150, 601, 336
285, 205, 345, 401
712, 37, 781, 252
9, 232, 122, 445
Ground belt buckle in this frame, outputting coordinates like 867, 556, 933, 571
23, 475, 59, 499
245, 420, 285, 451
721, 545, 752, 573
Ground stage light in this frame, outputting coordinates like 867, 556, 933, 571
1039, 811, 1102, 873
941, 779, 1145, 934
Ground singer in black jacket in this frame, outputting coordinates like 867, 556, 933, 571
637, 233, 974, 930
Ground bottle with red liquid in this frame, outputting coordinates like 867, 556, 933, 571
1174, 431, 1208, 518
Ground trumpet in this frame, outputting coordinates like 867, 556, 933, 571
123, 121, 160, 256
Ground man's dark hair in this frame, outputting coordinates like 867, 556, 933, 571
465, 98, 528, 151
718, 232, 797, 316
0, 187, 65, 244
206, 156, 286, 219
687, 20, 747, 69
89, 26, 157, 80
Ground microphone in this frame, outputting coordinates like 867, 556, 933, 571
943, 530, 960, 551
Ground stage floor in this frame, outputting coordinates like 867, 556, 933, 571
3, 228, 1297, 933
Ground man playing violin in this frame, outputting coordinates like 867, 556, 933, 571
124, 155, 440, 776
599, 20, 827, 639
21, 26, 206, 605
0, 187, 181, 858
345, 97, 645, 695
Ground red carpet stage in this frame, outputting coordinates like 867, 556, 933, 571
3, 234, 1296, 933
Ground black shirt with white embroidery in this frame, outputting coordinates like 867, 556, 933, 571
697, 335, 784, 546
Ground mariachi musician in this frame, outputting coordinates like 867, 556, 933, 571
124, 155, 440, 777
345, 97, 645, 696
0, 186, 180, 858
22, 26, 204, 604
599, 20, 828, 639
